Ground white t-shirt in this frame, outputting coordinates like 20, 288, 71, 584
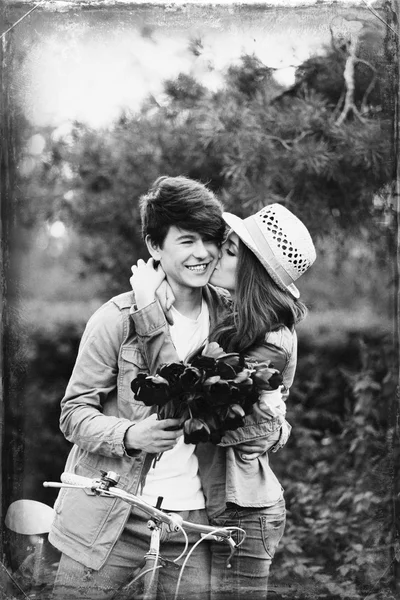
140, 299, 209, 510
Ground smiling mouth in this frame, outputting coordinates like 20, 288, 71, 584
186, 264, 209, 273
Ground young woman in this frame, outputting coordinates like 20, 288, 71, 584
130, 203, 316, 600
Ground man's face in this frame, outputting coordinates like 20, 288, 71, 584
148, 226, 220, 294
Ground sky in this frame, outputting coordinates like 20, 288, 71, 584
8, 0, 375, 129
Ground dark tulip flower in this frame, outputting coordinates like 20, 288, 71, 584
158, 363, 186, 395
186, 395, 211, 415
223, 414, 245, 432
215, 361, 237, 380
227, 404, 245, 419
183, 418, 211, 444
252, 365, 283, 390
131, 372, 148, 396
242, 393, 259, 414
217, 353, 244, 374
180, 366, 203, 392
233, 368, 253, 383
209, 430, 224, 444
201, 412, 224, 433
229, 385, 242, 403
205, 379, 232, 407
190, 355, 217, 377
232, 375, 254, 394
202, 342, 226, 358
203, 375, 221, 386
268, 371, 284, 389
131, 374, 170, 406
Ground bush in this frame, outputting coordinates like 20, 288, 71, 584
5, 300, 398, 598
269, 325, 398, 599
5, 300, 101, 506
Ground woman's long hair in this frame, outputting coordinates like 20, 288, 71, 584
211, 240, 308, 354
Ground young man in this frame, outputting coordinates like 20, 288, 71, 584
49, 176, 230, 599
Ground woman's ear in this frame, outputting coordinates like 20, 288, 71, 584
145, 235, 161, 260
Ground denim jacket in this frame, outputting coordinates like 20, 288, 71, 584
130, 299, 297, 519
49, 286, 230, 570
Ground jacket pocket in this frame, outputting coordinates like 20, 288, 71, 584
119, 346, 148, 405
53, 460, 129, 547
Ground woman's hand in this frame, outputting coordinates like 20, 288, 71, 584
130, 258, 165, 309
253, 389, 286, 420
130, 258, 175, 324
235, 419, 291, 460
235, 437, 275, 461
155, 280, 175, 325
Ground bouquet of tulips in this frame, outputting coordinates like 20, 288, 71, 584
131, 342, 283, 445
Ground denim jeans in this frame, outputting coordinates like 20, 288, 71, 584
209, 497, 286, 600
52, 508, 210, 600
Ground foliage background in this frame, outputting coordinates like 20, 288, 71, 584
1, 2, 399, 599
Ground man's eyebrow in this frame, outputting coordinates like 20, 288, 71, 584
176, 233, 197, 240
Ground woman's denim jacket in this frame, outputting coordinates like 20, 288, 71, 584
131, 298, 297, 519
49, 286, 230, 570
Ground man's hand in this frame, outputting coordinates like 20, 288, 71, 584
124, 415, 183, 454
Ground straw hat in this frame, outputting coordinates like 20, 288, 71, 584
223, 203, 316, 298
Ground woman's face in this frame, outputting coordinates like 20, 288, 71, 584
210, 231, 239, 293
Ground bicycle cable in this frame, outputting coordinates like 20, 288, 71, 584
173, 525, 246, 600
171, 521, 189, 563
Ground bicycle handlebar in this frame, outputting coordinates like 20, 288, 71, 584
60, 472, 94, 486
44, 472, 243, 545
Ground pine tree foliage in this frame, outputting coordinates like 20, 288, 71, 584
17, 16, 396, 288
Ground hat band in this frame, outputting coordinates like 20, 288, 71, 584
243, 217, 295, 287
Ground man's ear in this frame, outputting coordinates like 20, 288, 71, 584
145, 235, 161, 260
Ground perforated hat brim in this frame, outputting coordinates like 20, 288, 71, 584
223, 211, 300, 298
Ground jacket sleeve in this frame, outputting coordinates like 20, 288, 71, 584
59, 302, 135, 458
219, 330, 297, 447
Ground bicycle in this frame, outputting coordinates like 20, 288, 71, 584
43, 470, 246, 600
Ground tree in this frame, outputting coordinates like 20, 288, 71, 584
15, 12, 396, 292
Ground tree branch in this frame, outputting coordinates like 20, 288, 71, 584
355, 58, 378, 113
265, 131, 313, 151
265, 135, 292, 150
335, 30, 366, 126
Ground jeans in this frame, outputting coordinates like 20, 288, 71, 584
52, 508, 210, 600
209, 497, 286, 600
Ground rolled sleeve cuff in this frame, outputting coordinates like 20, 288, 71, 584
219, 416, 283, 447
114, 421, 142, 458
130, 302, 167, 336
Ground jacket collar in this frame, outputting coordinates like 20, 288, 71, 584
202, 284, 231, 334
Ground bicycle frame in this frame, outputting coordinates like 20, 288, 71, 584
44, 470, 246, 600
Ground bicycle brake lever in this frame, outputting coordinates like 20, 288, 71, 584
225, 537, 238, 569
199, 533, 238, 568
159, 557, 181, 570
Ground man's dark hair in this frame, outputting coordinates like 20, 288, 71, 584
139, 176, 225, 247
